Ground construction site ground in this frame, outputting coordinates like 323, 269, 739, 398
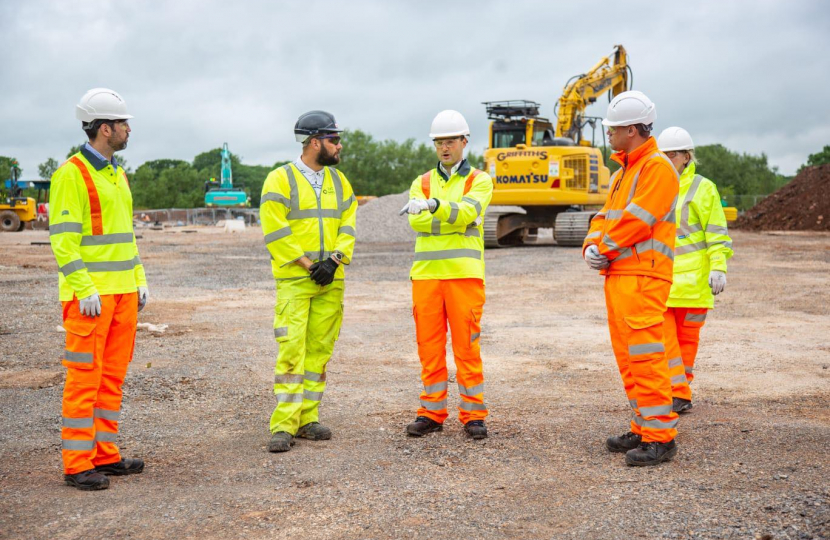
1, 227, 828, 540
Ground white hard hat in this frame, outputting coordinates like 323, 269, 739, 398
76, 88, 133, 122
429, 110, 470, 139
602, 90, 656, 127
657, 126, 694, 152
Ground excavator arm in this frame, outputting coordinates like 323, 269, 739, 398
555, 45, 629, 143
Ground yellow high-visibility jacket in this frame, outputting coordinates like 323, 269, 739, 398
260, 163, 357, 281
49, 147, 146, 301
668, 163, 734, 308
408, 160, 493, 281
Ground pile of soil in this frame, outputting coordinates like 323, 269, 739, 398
735, 164, 830, 231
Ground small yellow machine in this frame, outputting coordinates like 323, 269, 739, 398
1, 159, 37, 232
483, 45, 631, 247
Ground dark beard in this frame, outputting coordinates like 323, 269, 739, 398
108, 136, 127, 152
318, 144, 339, 166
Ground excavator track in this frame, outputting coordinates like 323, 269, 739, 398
554, 211, 596, 246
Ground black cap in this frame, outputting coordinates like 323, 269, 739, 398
294, 110, 343, 142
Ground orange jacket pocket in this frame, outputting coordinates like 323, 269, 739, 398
623, 314, 663, 330
62, 316, 97, 370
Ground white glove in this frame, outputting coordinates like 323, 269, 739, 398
708, 270, 726, 295
138, 286, 149, 312
79, 293, 102, 318
399, 198, 435, 216
584, 245, 609, 270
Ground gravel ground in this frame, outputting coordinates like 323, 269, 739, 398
355, 191, 412, 243
0, 227, 828, 540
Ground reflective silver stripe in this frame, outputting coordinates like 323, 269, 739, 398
340, 194, 356, 212
284, 165, 299, 211
639, 404, 672, 417
95, 431, 117, 443
304, 390, 324, 401
685, 366, 694, 374
420, 399, 447, 411
328, 168, 344, 209
62, 439, 95, 451
305, 250, 331, 261
261, 192, 290, 207
625, 203, 657, 226
458, 382, 484, 396
462, 197, 482, 216
459, 401, 487, 411
64, 350, 93, 364
626, 170, 642, 205
304, 370, 327, 382
629, 342, 664, 356
448, 202, 459, 224
470, 332, 480, 343
633, 415, 678, 430
274, 327, 288, 338
94, 408, 120, 421
423, 381, 448, 394
62, 417, 94, 428
338, 225, 356, 237
678, 175, 703, 236
275, 393, 304, 403
629, 399, 638, 409
274, 374, 305, 385
431, 218, 441, 235
264, 227, 293, 244
707, 239, 733, 250
685, 312, 707, 322
682, 223, 703, 234
670, 374, 688, 385
50, 222, 83, 235
602, 234, 620, 251
287, 208, 340, 220
81, 232, 134, 246
465, 228, 481, 238
667, 356, 682, 368
86, 257, 139, 272
676, 241, 707, 255
635, 238, 674, 260
592, 211, 606, 221
585, 231, 600, 240
60, 259, 86, 276
613, 247, 634, 262
605, 209, 624, 220
413, 248, 481, 262
706, 224, 729, 236
661, 195, 678, 222
135, 255, 142, 267
417, 229, 480, 238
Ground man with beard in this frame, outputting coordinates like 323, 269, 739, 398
260, 111, 357, 453
49, 88, 148, 490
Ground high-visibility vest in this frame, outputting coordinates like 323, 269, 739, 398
584, 137, 679, 282
260, 163, 357, 281
668, 163, 733, 308
48, 148, 146, 301
408, 161, 493, 281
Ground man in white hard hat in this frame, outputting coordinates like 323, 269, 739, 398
656, 127, 733, 414
399, 110, 493, 440
582, 91, 681, 466
49, 88, 148, 490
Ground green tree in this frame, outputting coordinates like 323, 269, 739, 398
0, 156, 20, 182
695, 144, 789, 209
799, 145, 830, 171
38, 158, 60, 180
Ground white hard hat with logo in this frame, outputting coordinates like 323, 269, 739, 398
602, 90, 656, 127
657, 126, 695, 151
76, 88, 133, 122
429, 110, 470, 138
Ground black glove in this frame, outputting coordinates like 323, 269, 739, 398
309, 257, 338, 286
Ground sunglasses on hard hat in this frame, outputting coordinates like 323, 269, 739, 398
317, 134, 341, 145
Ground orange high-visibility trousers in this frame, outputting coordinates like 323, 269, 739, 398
60, 293, 138, 475
412, 278, 486, 424
604, 275, 678, 443
663, 307, 707, 401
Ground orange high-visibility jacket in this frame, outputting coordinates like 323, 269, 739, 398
583, 137, 679, 282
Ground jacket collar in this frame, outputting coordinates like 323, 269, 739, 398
81, 143, 117, 172
437, 158, 470, 181
679, 161, 696, 187
610, 136, 658, 169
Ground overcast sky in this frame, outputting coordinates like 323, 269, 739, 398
2, 0, 828, 178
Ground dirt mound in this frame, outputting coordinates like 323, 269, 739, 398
355, 191, 415, 243
735, 164, 830, 231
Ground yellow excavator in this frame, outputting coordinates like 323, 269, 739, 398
482, 45, 630, 247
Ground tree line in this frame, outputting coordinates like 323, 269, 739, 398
5, 139, 829, 212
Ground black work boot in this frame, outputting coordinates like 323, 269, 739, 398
606, 431, 642, 453
406, 416, 443, 437
268, 431, 295, 453
296, 422, 332, 441
672, 397, 693, 414
625, 440, 678, 466
64, 469, 110, 491
95, 458, 144, 476
464, 420, 488, 440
